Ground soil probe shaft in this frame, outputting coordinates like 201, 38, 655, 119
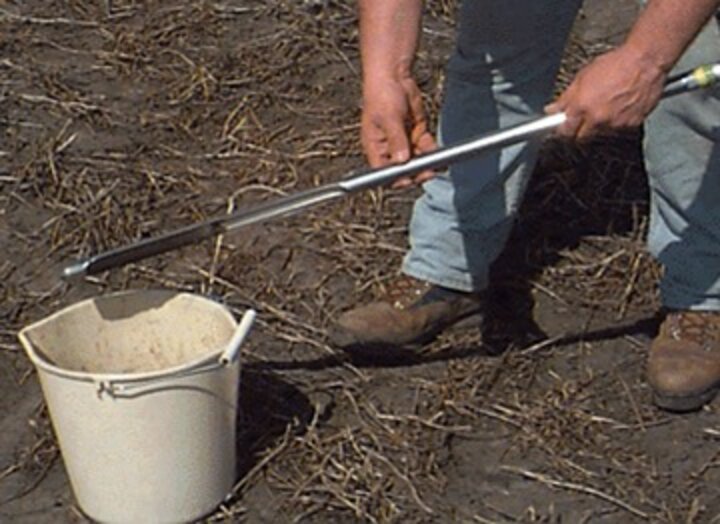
62, 63, 720, 280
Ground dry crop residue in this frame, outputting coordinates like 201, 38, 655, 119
1, 1, 718, 523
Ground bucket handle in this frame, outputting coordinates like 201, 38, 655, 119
95, 309, 257, 398
219, 309, 256, 365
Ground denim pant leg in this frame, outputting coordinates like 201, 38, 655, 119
644, 18, 720, 310
403, 0, 582, 292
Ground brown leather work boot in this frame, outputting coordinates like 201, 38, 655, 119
329, 276, 485, 352
648, 311, 720, 412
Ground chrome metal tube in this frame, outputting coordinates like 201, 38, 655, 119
339, 113, 567, 192
60, 62, 720, 279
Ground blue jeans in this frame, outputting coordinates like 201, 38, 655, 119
403, 1, 720, 310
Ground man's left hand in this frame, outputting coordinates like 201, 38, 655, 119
546, 45, 668, 140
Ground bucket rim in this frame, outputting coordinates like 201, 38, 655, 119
19, 289, 238, 384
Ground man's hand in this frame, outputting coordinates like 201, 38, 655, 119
546, 45, 667, 140
358, 0, 434, 188
361, 71, 437, 188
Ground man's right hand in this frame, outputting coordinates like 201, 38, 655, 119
361, 70, 437, 189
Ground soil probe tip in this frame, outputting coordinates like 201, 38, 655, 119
61, 261, 89, 281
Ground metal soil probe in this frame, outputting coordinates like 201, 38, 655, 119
62, 63, 720, 280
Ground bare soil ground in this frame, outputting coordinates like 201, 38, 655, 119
1, 1, 720, 523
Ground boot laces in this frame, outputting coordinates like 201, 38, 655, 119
665, 311, 720, 350
381, 276, 480, 311
382, 275, 431, 310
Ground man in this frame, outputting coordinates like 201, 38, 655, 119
330, 0, 720, 413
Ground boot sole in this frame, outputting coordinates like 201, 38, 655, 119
653, 385, 720, 413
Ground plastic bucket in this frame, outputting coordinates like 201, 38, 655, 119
18, 289, 256, 524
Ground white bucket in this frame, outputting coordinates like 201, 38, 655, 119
18, 289, 256, 524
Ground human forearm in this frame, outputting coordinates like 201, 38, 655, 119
623, 0, 720, 73
359, 0, 423, 89
357, 0, 435, 184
